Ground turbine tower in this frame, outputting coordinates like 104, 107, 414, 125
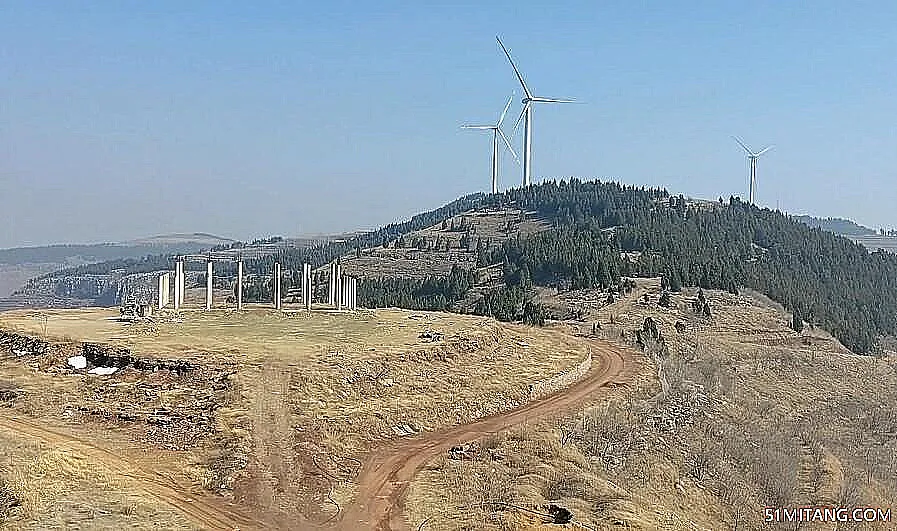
497, 36, 574, 187
461, 95, 518, 194
733, 136, 774, 204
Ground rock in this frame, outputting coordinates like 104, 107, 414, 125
67, 355, 87, 370
88, 367, 119, 376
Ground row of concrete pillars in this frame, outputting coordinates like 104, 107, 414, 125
159, 260, 356, 312
327, 262, 357, 311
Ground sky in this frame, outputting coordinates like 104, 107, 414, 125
2, 1, 897, 248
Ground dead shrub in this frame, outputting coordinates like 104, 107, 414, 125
544, 470, 588, 500
0, 478, 21, 519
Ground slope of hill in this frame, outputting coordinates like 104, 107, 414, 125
792, 214, 876, 236
794, 214, 897, 252
406, 280, 897, 530
18, 180, 897, 353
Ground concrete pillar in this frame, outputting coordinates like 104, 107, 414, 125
237, 261, 244, 311
336, 264, 343, 311
174, 262, 181, 311
177, 260, 185, 309
352, 277, 357, 310
328, 263, 336, 305
164, 273, 170, 308
274, 263, 282, 310
303, 263, 312, 311
158, 273, 167, 310
206, 261, 213, 310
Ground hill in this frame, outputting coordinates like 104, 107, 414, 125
0, 234, 235, 300
792, 214, 876, 236
794, 214, 897, 252
406, 280, 897, 529
21, 180, 897, 353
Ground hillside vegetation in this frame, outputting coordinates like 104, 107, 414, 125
357, 180, 897, 353
33, 180, 897, 353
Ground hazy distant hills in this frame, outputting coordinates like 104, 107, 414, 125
0, 233, 236, 266
0, 233, 235, 298
123, 233, 238, 247
793, 215, 897, 252
792, 215, 876, 236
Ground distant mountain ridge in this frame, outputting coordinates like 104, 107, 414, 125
0, 233, 235, 265
124, 233, 237, 246
792, 215, 876, 236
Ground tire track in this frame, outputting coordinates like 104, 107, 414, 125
0, 415, 270, 531
335, 339, 637, 531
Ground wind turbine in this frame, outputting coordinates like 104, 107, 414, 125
497, 36, 574, 187
733, 136, 774, 204
462, 95, 518, 194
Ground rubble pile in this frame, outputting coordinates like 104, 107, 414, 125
70, 366, 233, 450
80, 343, 197, 375
0, 331, 48, 358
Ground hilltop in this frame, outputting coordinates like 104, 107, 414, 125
18, 179, 897, 353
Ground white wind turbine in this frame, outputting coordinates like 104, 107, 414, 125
462, 95, 519, 194
733, 136, 774, 205
497, 36, 575, 187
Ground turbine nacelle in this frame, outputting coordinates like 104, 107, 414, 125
733, 135, 774, 158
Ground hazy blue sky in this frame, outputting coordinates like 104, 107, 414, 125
2, 1, 896, 248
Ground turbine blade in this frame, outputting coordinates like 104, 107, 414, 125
756, 145, 775, 156
461, 125, 493, 130
531, 97, 575, 103
497, 94, 514, 127
496, 36, 533, 99
732, 135, 753, 155
497, 129, 519, 163
512, 104, 528, 136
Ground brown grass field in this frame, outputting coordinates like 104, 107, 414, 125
0, 305, 591, 528
405, 279, 897, 530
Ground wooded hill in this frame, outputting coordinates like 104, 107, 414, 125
38, 180, 897, 353
361, 180, 897, 353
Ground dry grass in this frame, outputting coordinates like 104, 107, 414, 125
0, 306, 591, 523
0, 431, 195, 529
406, 279, 897, 530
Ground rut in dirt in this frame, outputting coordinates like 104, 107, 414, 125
333, 339, 637, 531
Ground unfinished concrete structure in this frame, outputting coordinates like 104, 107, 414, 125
273, 263, 282, 310
328, 262, 338, 306
158, 255, 352, 314
157, 272, 171, 310
206, 260, 213, 310
237, 260, 244, 311
303, 263, 312, 310
325, 262, 359, 312
173, 259, 184, 311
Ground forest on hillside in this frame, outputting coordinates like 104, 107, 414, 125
356, 179, 897, 353
34, 179, 897, 353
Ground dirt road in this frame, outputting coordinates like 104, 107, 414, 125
336, 339, 636, 531
0, 415, 269, 531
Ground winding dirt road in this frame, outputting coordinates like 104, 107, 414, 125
0, 415, 269, 531
0, 338, 634, 531
335, 339, 636, 531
